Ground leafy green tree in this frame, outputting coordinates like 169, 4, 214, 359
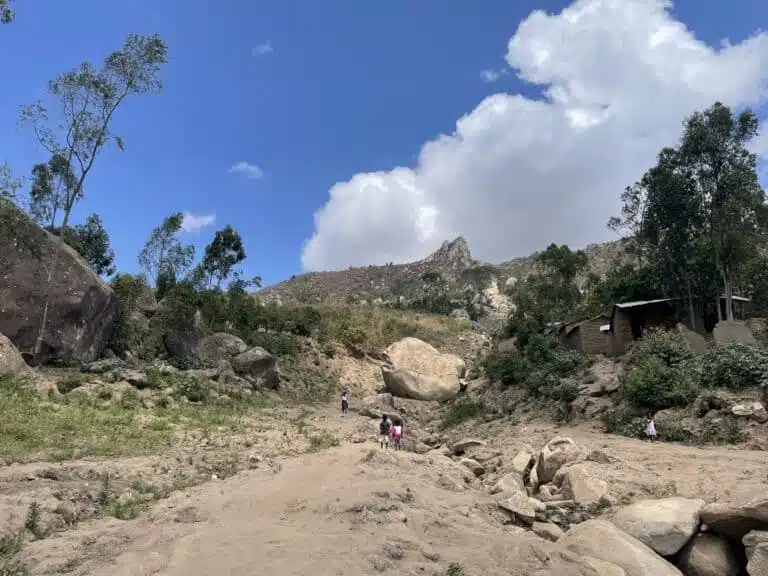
200, 225, 246, 288
138, 212, 194, 289
27, 153, 77, 228
0, 163, 22, 200
610, 102, 766, 326
1, 0, 14, 24
20, 33, 168, 361
47, 214, 116, 277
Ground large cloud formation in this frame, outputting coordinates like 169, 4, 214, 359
301, 0, 768, 271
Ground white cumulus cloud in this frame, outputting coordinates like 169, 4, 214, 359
181, 212, 216, 233
480, 69, 501, 83
252, 41, 273, 57
301, 0, 768, 272
228, 161, 264, 180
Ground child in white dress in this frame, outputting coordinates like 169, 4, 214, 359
646, 412, 657, 442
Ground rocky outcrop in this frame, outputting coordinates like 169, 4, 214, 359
381, 337, 466, 401
163, 309, 205, 360
611, 497, 704, 556
744, 530, 768, 576
0, 199, 117, 363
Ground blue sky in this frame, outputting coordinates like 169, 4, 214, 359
1, 0, 767, 286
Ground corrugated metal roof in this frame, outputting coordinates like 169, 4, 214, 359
614, 298, 677, 309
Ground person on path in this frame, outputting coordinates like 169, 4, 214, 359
379, 414, 391, 449
646, 412, 657, 443
391, 421, 403, 451
341, 390, 349, 415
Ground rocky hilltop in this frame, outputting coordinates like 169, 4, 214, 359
258, 236, 626, 306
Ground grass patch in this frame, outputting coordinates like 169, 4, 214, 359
307, 433, 340, 452
447, 563, 468, 576
0, 377, 264, 464
441, 399, 488, 429
56, 372, 91, 394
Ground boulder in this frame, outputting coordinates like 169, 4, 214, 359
558, 519, 683, 576
536, 437, 584, 484
611, 497, 704, 556
451, 438, 486, 456
0, 331, 29, 378
700, 496, 768, 539
499, 492, 536, 525
511, 446, 535, 475
381, 337, 466, 401
677, 533, 740, 576
196, 333, 248, 364
0, 199, 117, 363
490, 472, 524, 495
560, 465, 609, 506
744, 531, 768, 576
232, 347, 279, 389
358, 393, 396, 419
532, 521, 565, 543
449, 308, 470, 321
731, 402, 768, 424
459, 458, 484, 476
163, 309, 205, 360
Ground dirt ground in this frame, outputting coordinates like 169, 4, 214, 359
7, 401, 768, 575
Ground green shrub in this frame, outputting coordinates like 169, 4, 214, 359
621, 330, 700, 411
699, 343, 768, 391
247, 332, 303, 356
442, 399, 488, 428
56, 372, 90, 395
482, 352, 526, 386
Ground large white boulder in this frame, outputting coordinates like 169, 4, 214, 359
558, 520, 683, 576
611, 497, 704, 556
536, 437, 584, 484
380, 337, 466, 401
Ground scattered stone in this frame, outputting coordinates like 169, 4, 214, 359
459, 458, 484, 477
532, 521, 564, 542
123, 369, 150, 389
744, 531, 768, 576
489, 472, 524, 495
451, 438, 486, 456
499, 492, 536, 526
558, 519, 683, 576
586, 449, 614, 464
358, 393, 397, 419
612, 497, 703, 556
677, 533, 740, 576
536, 437, 584, 484
560, 465, 609, 506
511, 446, 535, 475
731, 402, 768, 424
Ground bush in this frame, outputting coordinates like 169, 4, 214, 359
482, 352, 526, 386
442, 399, 489, 428
699, 343, 768, 391
621, 330, 700, 411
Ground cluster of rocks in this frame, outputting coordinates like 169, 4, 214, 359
451, 434, 768, 575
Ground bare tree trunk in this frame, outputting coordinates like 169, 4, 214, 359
33, 206, 72, 362
721, 267, 734, 321
686, 278, 696, 332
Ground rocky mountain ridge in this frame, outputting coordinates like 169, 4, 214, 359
257, 236, 626, 307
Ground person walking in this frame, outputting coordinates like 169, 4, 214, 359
379, 414, 392, 449
341, 390, 349, 415
391, 421, 403, 451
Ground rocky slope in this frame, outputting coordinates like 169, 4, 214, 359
257, 235, 627, 309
